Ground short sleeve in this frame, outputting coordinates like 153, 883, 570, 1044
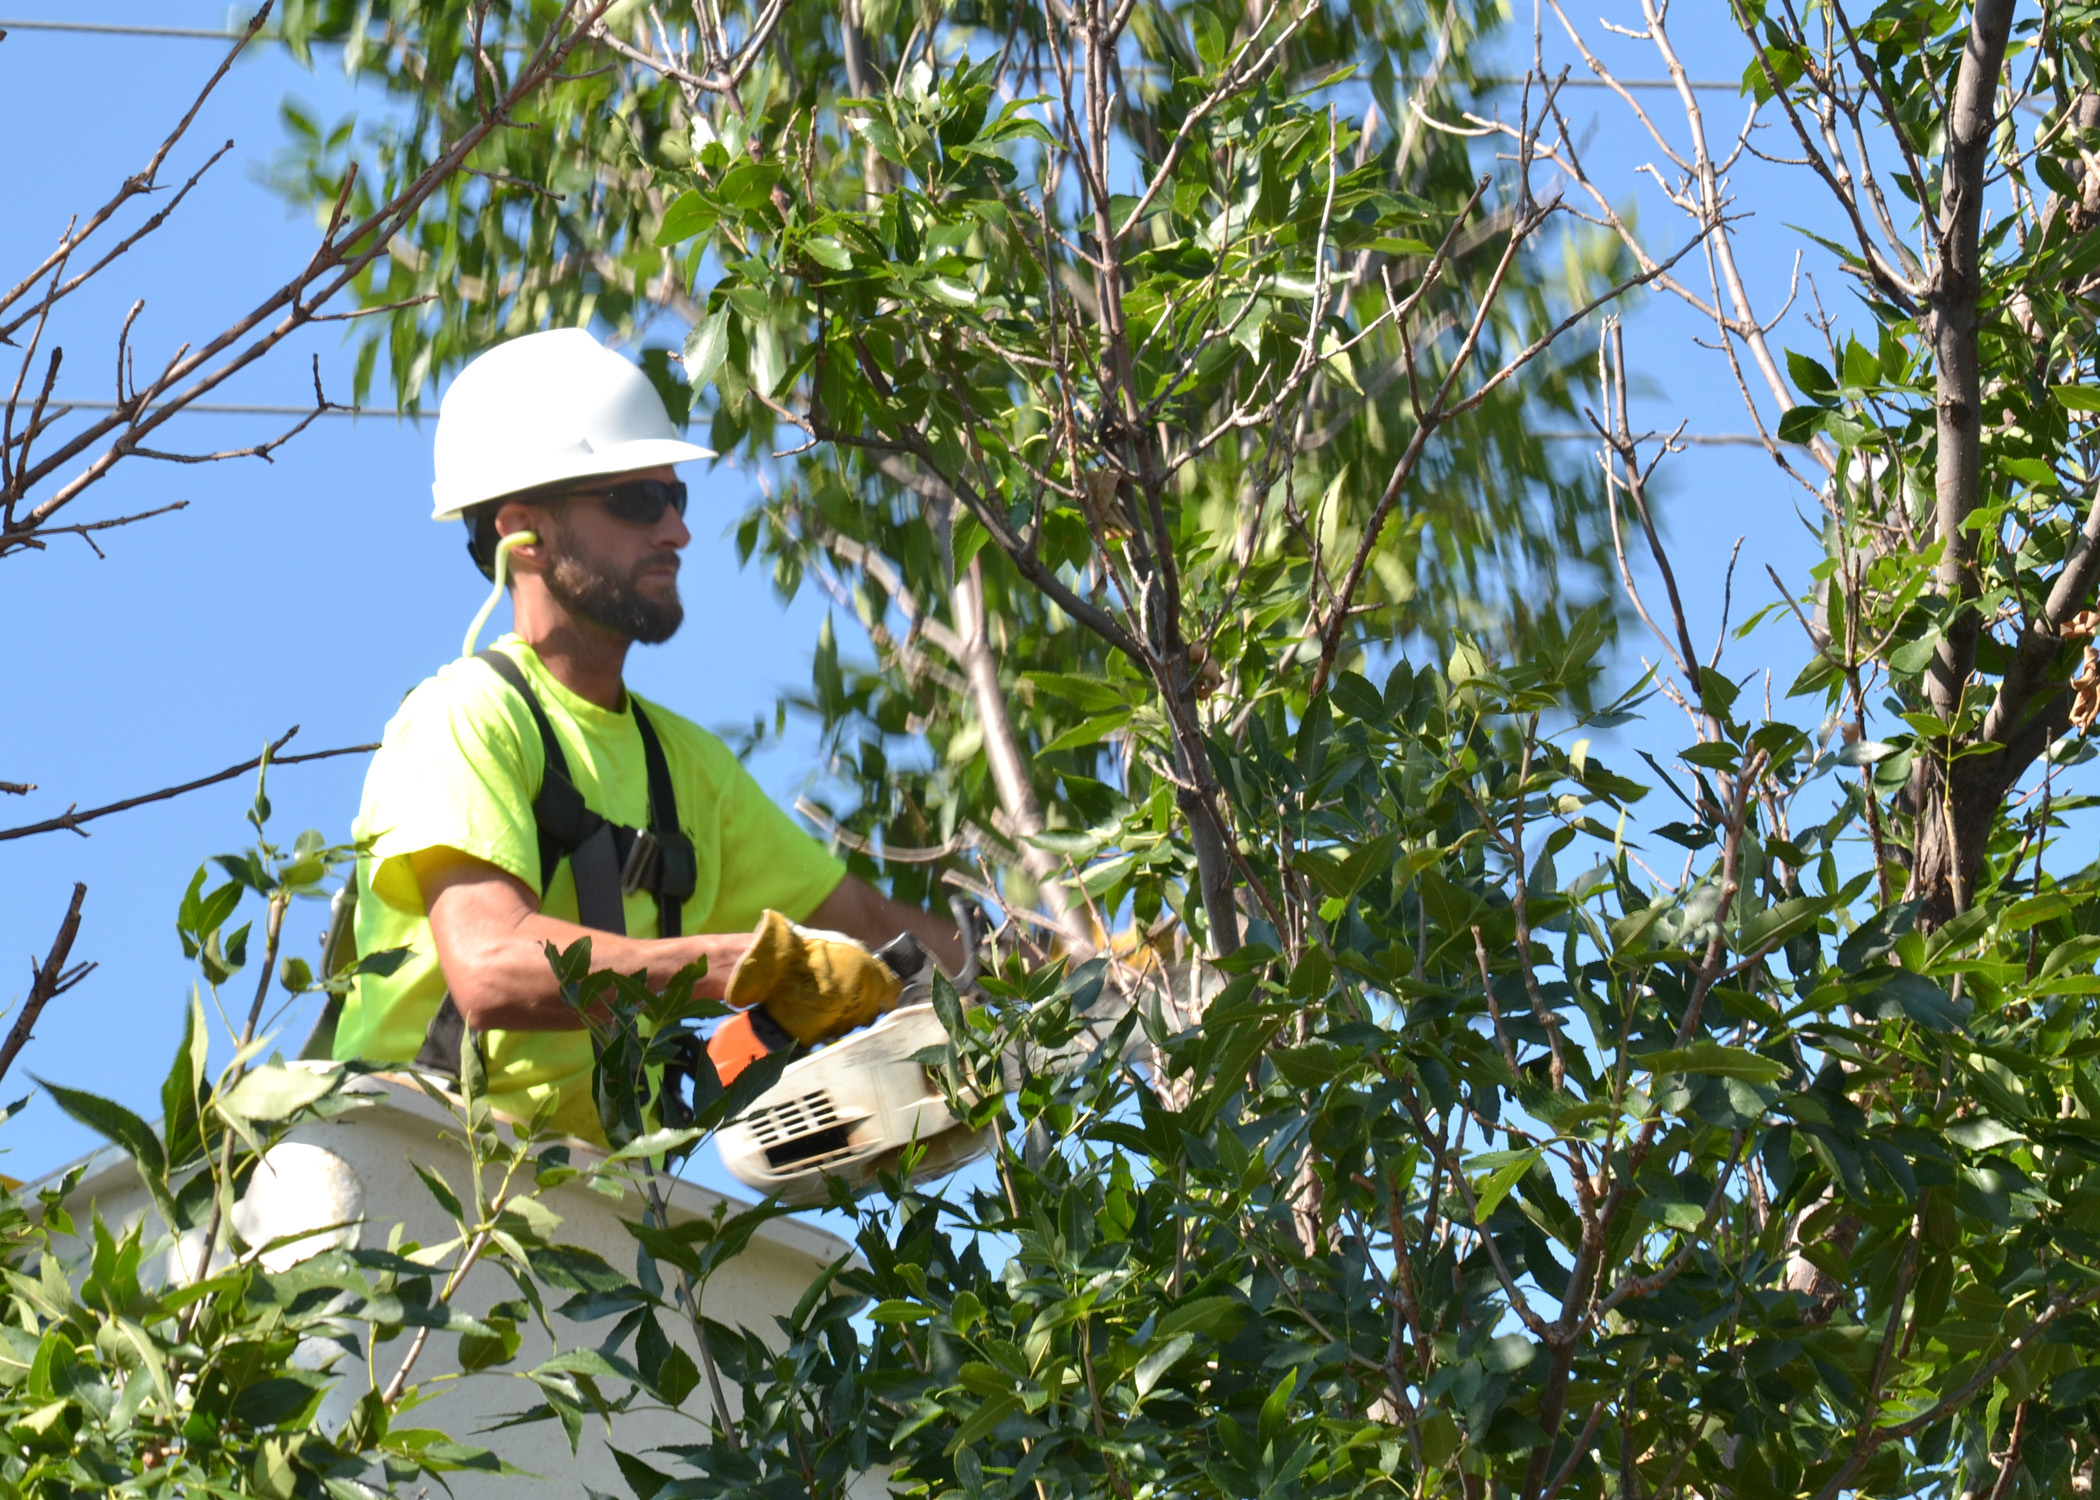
358, 668, 543, 914
700, 745, 846, 932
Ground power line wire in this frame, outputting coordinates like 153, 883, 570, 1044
0, 16, 261, 39
0, 18, 1744, 90
38, 400, 1785, 445
40, 400, 418, 419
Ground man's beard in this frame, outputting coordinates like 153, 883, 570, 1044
542, 524, 685, 644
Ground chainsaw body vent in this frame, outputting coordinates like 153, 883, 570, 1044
716, 1003, 994, 1204
745, 1091, 863, 1170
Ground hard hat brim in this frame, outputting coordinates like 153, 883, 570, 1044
430, 436, 717, 521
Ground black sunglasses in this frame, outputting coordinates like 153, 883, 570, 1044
554, 477, 689, 525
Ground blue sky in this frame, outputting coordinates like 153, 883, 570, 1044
0, 3, 1843, 1188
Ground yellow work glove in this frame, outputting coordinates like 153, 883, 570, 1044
725, 910, 903, 1045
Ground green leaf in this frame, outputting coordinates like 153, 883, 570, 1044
1636, 1042, 1785, 1086
1862, 969, 1965, 1031
1695, 666, 1741, 721
2040, 934, 2100, 983
218, 1064, 339, 1123
161, 989, 210, 1168
716, 160, 783, 212
1777, 404, 1828, 445
1328, 670, 1388, 725
654, 1344, 699, 1406
946, 1391, 1022, 1455
413, 1163, 464, 1220
1023, 671, 1131, 713
1133, 1332, 1195, 1401
804, 235, 854, 271
1888, 631, 1942, 676
2001, 456, 2057, 488
1836, 740, 1899, 766
1736, 895, 1828, 954
533, 1347, 642, 1383
613, 1448, 672, 1500
601, 1127, 704, 1165
1468, 1148, 1541, 1222
1037, 711, 1131, 755
1840, 336, 1881, 389
1680, 742, 1741, 771
1786, 350, 1836, 399
2054, 384, 2100, 412
351, 945, 410, 979
868, 1299, 933, 1323
682, 308, 732, 390
1946, 1119, 2023, 1152
654, 191, 715, 246
40, 1078, 164, 1181
1155, 1295, 1241, 1340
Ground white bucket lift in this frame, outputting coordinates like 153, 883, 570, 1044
32, 1069, 886, 1500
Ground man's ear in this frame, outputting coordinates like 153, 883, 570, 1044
494, 501, 546, 570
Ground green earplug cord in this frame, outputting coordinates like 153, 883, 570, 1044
462, 530, 538, 658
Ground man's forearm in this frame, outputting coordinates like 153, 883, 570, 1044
415, 848, 750, 1032
435, 912, 750, 1031
809, 875, 967, 974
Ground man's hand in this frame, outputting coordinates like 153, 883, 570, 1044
724, 910, 903, 1044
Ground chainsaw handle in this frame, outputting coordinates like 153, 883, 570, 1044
947, 894, 984, 989
872, 895, 984, 993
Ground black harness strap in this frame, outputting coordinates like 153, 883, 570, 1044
414, 649, 695, 1079
630, 701, 694, 940
475, 648, 597, 901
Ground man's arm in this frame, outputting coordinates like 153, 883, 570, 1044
414, 847, 753, 1032
806, 874, 967, 974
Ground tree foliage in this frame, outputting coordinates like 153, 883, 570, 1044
26, 1, 2100, 1498
270, 0, 1634, 943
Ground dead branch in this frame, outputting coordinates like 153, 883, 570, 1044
794, 797, 964, 863
0, 884, 92, 1090
0, 141, 238, 346
0, 728, 377, 844
19, 500, 191, 559
0, 5, 270, 325
0, 0, 615, 559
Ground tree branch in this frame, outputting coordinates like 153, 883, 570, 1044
0, 729, 375, 843
0, 884, 92, 1090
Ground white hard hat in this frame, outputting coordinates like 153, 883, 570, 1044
429, 327, 715, 520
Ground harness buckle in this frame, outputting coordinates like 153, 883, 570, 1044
619, 827, 662, 895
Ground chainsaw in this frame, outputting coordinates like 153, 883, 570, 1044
711, 905, 1145, 1206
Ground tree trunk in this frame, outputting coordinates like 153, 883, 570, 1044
1913, 688, 2072, 924
1908, 0, 2016, 925
952, 557, 1085, 946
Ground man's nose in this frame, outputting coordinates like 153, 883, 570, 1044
656, 505, 691, 549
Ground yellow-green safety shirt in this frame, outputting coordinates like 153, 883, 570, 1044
333, 636, 846, 1140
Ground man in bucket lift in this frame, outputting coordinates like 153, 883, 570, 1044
320, 328, 962, 1143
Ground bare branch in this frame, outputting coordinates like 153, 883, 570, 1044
0, 5, 272, 323
0, 141, 238, 345
0, 729, 376, 844
0, 883, 92, 1090
0, 0, 616, 557
12, 500, 191, 559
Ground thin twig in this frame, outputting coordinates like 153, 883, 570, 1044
0, 729, 375, 843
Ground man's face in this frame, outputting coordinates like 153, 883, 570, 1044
527, 465, 691, 644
